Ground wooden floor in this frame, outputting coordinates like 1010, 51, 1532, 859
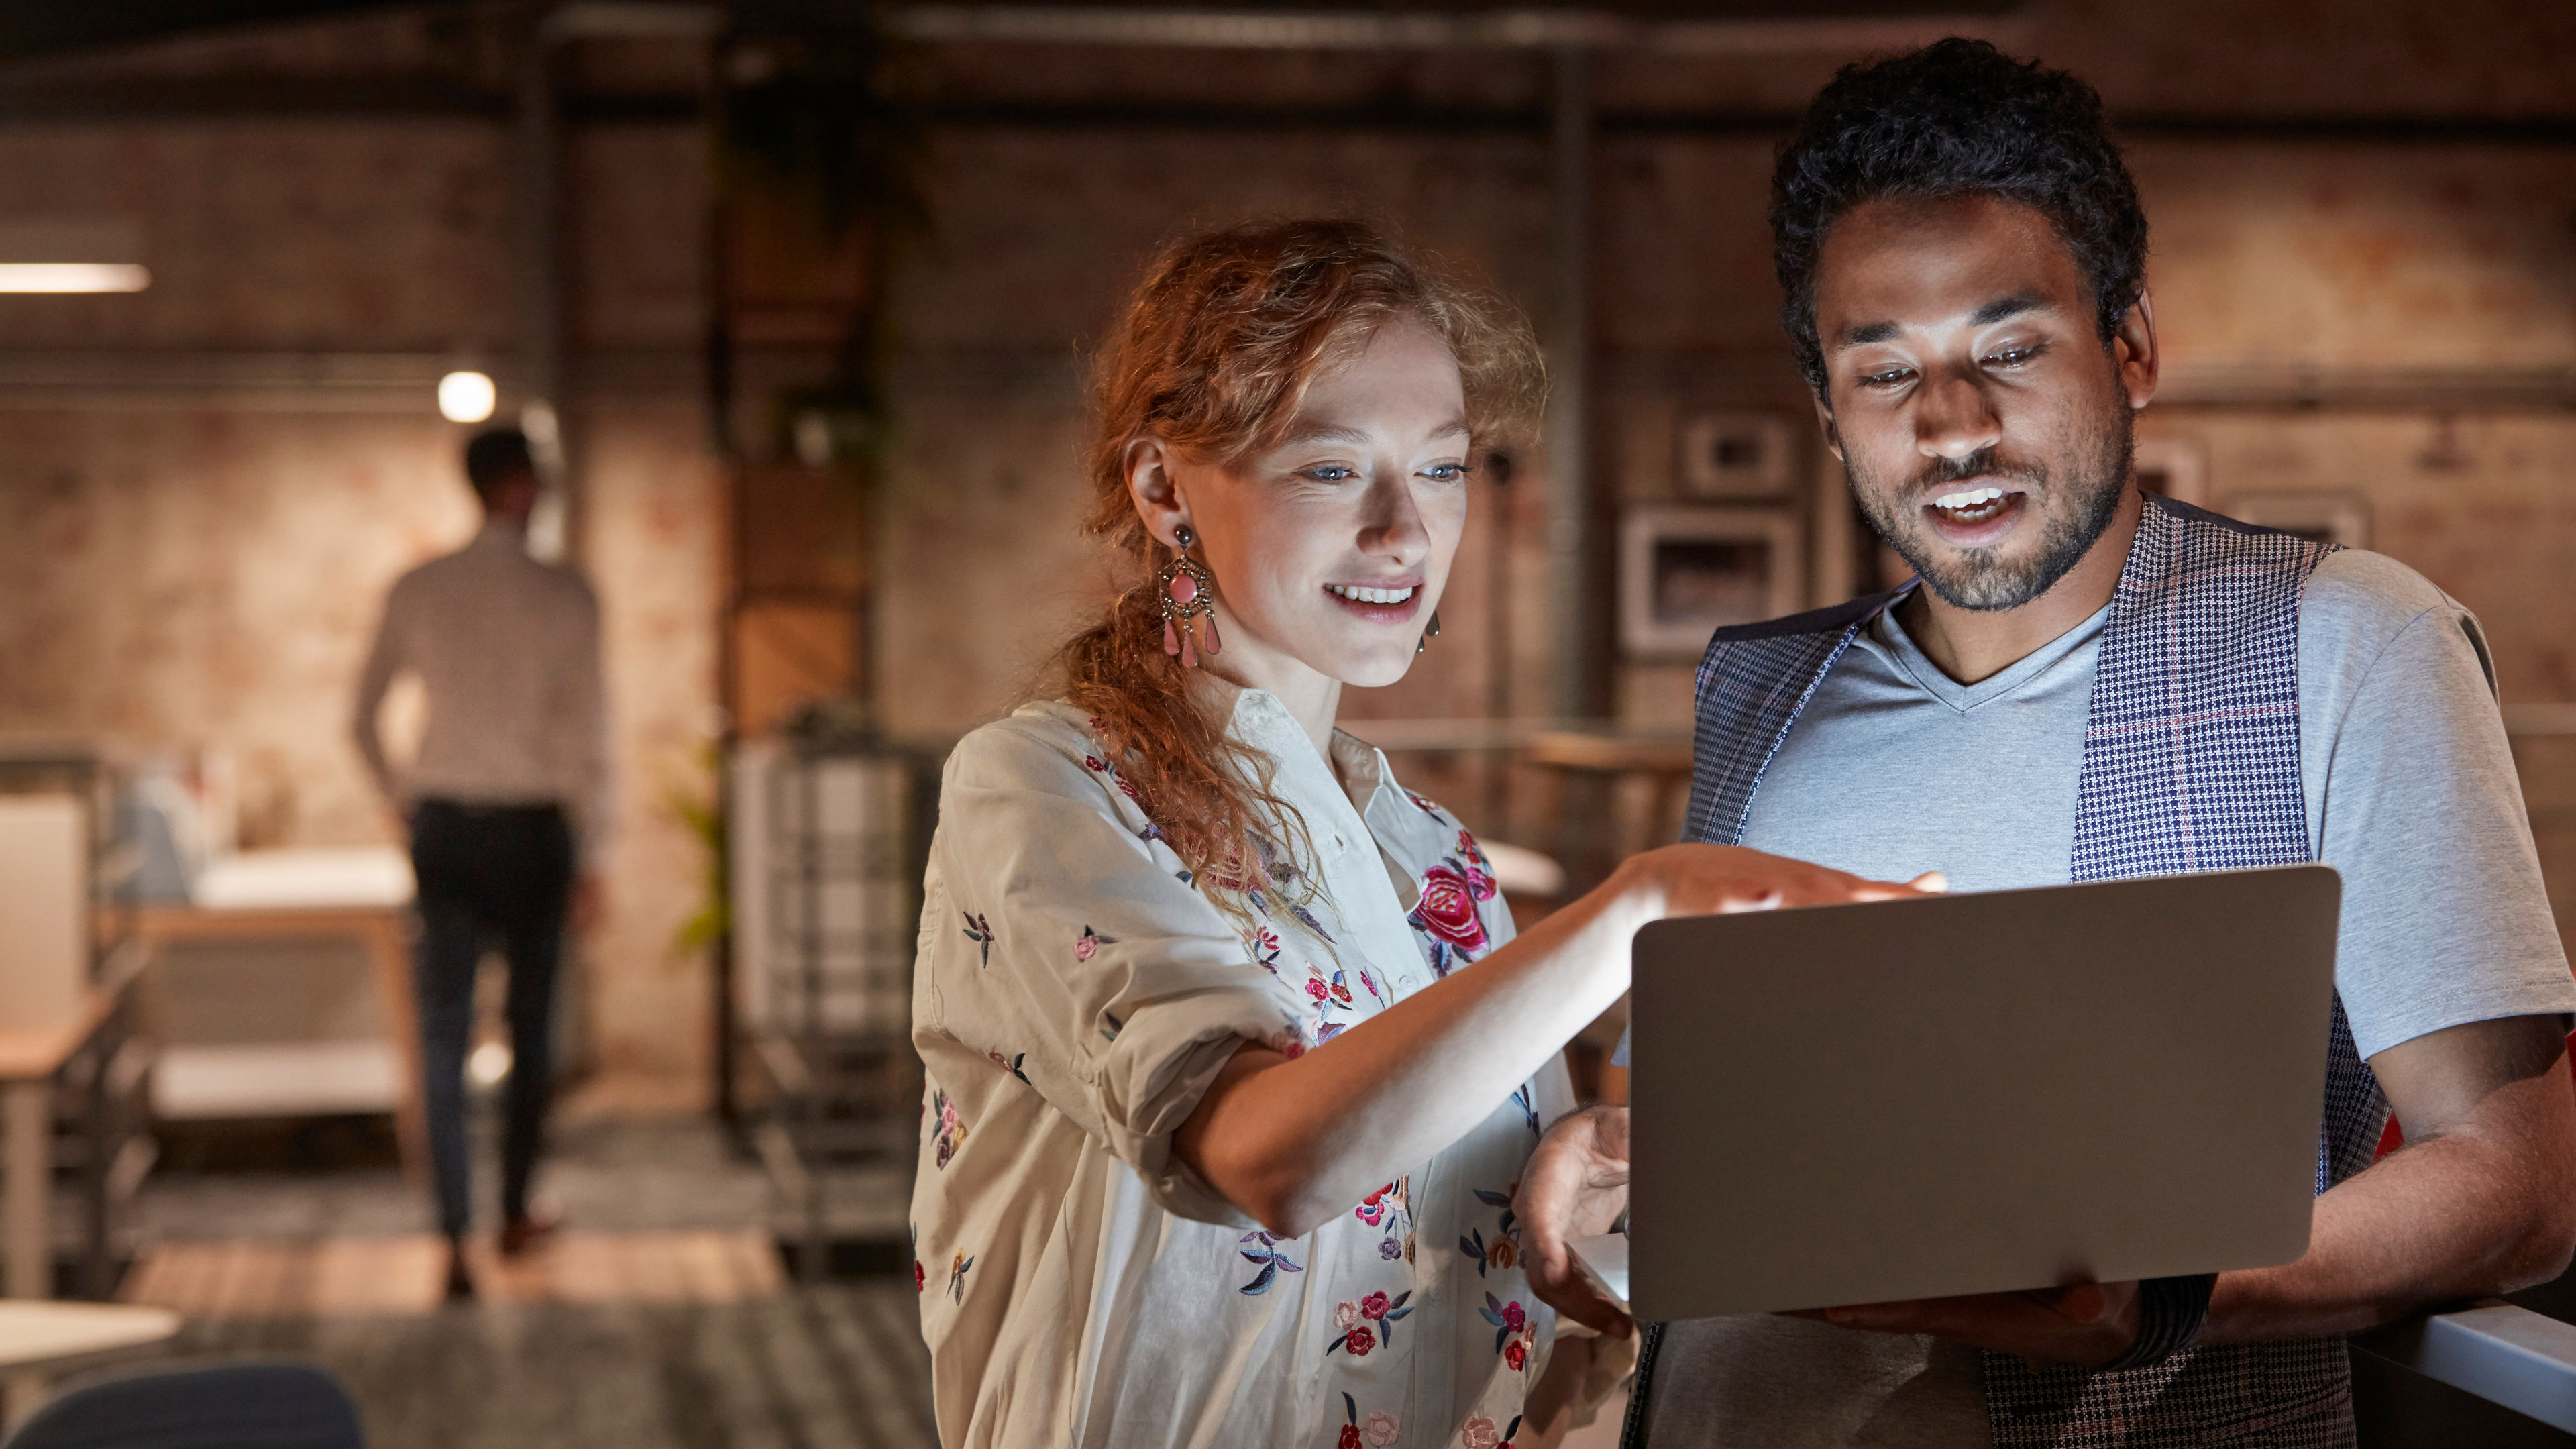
104, 1230, 935, 1446
102, 1109, 936, 1446
146, 1280, 939, 1449
120, 1231, 787, 1317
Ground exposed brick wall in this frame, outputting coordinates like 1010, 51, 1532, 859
3, 1, 2573, 1081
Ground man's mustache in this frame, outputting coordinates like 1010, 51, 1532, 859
1907, 447, 2049, 496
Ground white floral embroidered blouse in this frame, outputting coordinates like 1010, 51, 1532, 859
910, 683, 1574, 1449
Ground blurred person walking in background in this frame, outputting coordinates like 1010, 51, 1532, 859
353, 429, 609, 1300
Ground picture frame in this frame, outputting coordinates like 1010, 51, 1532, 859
1677, 412, 1797, 500
2133, 435, 2209, 507
1621, 506, 1807, 657
2223, 490, 2372, 549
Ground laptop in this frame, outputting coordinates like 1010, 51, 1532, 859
1613, 865, 2341, 1324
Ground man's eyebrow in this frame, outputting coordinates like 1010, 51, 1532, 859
1833, 292, 2056, 350
1968, 291, 2051, 326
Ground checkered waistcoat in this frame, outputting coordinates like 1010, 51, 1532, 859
1621, 494, 2385, 1448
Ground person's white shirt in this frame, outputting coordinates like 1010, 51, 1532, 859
352, 520, 610, 867
911, 682, 1574, 1448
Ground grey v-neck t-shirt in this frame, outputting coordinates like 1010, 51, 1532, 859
1631, 548, 2576, 1448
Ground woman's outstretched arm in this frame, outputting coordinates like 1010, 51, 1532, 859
1173, 844, 1922, 1238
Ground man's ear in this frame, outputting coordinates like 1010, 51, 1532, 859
1124, 435, 1191, 548
2114, 290, 2159, 411
1811, 393, 1845, 466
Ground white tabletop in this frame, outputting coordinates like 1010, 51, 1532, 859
191, 848, 414, 910
0, 1302, 180, 1373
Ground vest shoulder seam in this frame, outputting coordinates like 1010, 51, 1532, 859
1708, 588, 1904, 644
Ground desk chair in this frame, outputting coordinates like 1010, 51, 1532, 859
5, 1363, 364, 1449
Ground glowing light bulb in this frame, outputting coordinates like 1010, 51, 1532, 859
0, 263, 148, 293
468, 1041, 513, 1088
437, 370, 497, 423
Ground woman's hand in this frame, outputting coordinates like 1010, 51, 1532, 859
1619, 843, 1941, 919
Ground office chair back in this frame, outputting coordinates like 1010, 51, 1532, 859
5, 1362, 364, 1449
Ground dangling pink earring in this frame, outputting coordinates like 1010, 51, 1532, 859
1158, 523, 1222, 668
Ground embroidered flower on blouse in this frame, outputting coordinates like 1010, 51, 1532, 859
1338, 1395, 1394, 1449
1075, 924, 1114, 962
1408, 859, 1495, 959
960, 911, 994, 966
1354, 1183, 1393, 1227
1478, 1292, 1532, 1355
986, 1051, 1029, 1084
1081, 753, 1143, 803
1238, 1231, 1305, 1295
1330, 1288, 1413, 1353
947, 1250, 975, 1303
1463, 1417, 1501, 1449
1379, 1237, 1403, 1260
931, 1089, 969, 1169
1243, 926, 1281, 971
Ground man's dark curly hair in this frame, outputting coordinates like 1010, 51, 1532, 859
1771, 38, 2147, 398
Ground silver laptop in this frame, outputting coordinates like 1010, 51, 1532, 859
1618, 865, 2341, 1323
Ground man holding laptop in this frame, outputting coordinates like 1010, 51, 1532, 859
1521, 39, 2576, 1448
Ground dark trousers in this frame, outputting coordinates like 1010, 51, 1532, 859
408, 800, 573, 1239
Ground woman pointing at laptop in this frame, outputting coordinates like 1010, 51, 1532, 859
906, 217, 1923, 1449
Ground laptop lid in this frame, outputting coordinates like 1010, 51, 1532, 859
1627, 865, 2341, 1322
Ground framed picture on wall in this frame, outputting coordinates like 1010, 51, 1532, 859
2133, 435, 2209, 506
1678, 413, 1797, 500
1621, 506, 1807, 657
2223, 491, 2372, 549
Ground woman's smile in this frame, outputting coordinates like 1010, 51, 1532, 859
1324, 580, 1424, 623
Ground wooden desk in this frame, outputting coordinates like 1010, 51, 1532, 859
0, 993, 124, 1304
129, 906, 424, 1189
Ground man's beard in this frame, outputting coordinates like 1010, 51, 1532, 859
1849, 402, 2133, 612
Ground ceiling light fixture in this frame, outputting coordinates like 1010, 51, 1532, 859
0, 263, 150, 293
437, 370, 498, 424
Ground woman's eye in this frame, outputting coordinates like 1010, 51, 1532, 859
1303, 465, 1355, 482
1421, 463, 1468, 483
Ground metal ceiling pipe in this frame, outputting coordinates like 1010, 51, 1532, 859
879, 5, 2024, 54
515, 1, 724, 563
513, 7, 572, 561
1545, 44, 1598, 721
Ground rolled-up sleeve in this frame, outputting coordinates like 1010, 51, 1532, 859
924, 721, 1305, 1225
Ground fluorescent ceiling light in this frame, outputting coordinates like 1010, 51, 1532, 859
0, 263, 148, 293
438, 370, 498, 424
